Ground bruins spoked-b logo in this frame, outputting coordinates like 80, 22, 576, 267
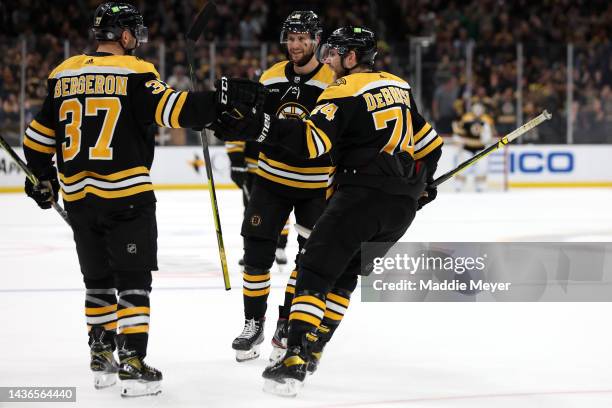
250, 215, 262, 227
276, 102, 309, 120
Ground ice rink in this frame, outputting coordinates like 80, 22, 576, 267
2, 188, 612, 407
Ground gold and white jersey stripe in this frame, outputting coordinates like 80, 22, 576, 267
23, 120, 56, 154
154, 89, 188, 128
304, 120, 332, 159
256, 153, 331, 189
59, 166, 153, 202
413, 123, 442, 160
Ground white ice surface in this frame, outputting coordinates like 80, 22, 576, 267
1, 189, 612, 407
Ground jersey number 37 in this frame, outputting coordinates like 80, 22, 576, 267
60, 97, 122, 161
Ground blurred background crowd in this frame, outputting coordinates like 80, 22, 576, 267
0, 0, 610, 145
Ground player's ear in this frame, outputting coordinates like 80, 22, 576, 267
120, 29, 131, 47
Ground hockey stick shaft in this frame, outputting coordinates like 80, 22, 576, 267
185, 2, 231, 291
431, 110, 552, 188
0, 133, 71, 226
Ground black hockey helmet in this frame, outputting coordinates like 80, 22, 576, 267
280, 10, 323, 44
316, 26, 378, 68
92, 2, 148, 44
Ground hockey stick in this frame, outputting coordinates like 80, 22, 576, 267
431, 110, 552, 188
185, 2, 231, 291
0, 133, 71, 226
294, 223, 311, 239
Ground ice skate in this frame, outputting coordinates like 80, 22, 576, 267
89, 326, 118, 389
262, 333, 317, 397
118, 347, 162, 397
269, 318, 288, 363
232, 318, 265, 362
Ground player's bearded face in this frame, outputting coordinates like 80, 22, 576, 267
322, 48, 346, 77
286, 33, 316, 67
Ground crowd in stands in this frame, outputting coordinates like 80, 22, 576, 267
0, 0, 610, 145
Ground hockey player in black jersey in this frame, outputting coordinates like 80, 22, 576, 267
227, 11, 339, 364
22, 2, 263, 397
212, 26, 443, 396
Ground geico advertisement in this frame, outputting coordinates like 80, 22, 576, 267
438, 145, 612, 185
2, 145, 612, 189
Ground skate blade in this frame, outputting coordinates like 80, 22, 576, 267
235, 344, 261, 362
120, 379, 162, 397
93, 371, 117, 389
263, 378, 303, 397
268, 345, 286, 364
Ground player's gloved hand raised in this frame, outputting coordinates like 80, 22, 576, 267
417, 186, 437, 211
230, 165, 247, 188
214, 76, 266, 119
25, 168, 60, 210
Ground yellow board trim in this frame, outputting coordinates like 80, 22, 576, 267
508, 182, 612, 188
4, 182, 612, 195
61, 184, 154, 202
117, 307, 150, 318
292, 295, 326, 310
170, 92, 188, 128
23, 138, 55, 154
243, 273, 270, 283
243, 287, 271, 297
120, 325, 149, 334
289, 311, 321, 326
323, 309, 344, 321
326, 292, 350, 307
259, 153, 332, 174
30, 120, 55, 137
256, 170, 328, 189
59, 166, 150, 184
155, 89, 173, 126
85, 305, 118, 316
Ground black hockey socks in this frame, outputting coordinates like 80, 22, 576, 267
281, 269, 298, 318
243, 266, 271, 319
117, 289, 150, 357
288, 290, 326, 346
85, 288, 118, 349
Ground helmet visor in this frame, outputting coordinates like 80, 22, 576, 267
316, 43, 346, 63
132, 24, 148, 44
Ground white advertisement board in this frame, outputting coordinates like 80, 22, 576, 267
2, 144, 612, 192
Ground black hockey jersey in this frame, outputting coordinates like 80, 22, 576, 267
225, 141, 260, 175
255, 61, 335, 197
263, 71, 443, 183
453, 112, 494, 153
23, 52, 216, 210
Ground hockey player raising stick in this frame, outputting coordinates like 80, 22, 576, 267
226, 11, 337, 364
22, 2, 263, 397
211, 26, 443, 396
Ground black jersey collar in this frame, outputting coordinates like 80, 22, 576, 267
285, 61, 324, 84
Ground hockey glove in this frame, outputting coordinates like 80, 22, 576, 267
417, 186, 437, 211
25, 167, 60, 210
215, 76, 266, 119
211, 109, 273, 143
